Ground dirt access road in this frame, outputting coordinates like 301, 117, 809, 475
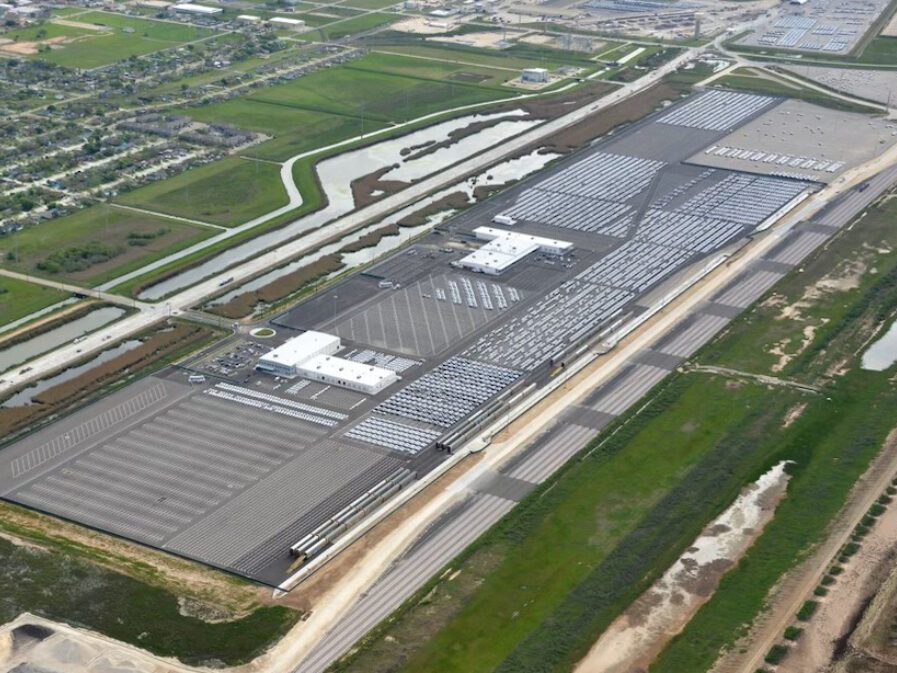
713, 429, 897, 673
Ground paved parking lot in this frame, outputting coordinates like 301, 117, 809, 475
0, 89, 828, 585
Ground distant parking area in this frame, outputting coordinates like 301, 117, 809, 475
736, 0, 892, 55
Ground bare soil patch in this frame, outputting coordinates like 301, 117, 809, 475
51, 18, 106, 30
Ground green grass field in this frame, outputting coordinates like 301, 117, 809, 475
369, 42, 575, 72
312, 12, 399, 40
115, 157, 289, 227
180, 99, 389, 162
342, 0, 400, 10
0, 276, 68, 325
0, 205, 215, 286
5, 12, 215, 68
245, 59, 509, 123
353, 51, 517, 88
2, 21, 92, 43
178, 52, 516, 160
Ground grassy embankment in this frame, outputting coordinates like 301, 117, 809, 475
327, 190, 897, 673
0, 276, 68, 325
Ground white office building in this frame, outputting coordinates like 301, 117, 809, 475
256, 331, 398, 394
455, 227, 573, 275
521, 67, 549, 83
270, 16, 305, 29
256, 331, 340, 378
297, 355, 398, 395
171, 3, 223, 15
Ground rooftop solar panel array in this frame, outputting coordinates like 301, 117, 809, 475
375, 357, 521, 428
656, 90, 778, 131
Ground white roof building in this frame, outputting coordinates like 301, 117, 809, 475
256, 331, 398, 394
297, 355, 398, 395
270, 16, 305, 28
456, 227, 573, 275
522, 67, 549, 83
236, 13, 262, 22
256, 331, 340, 377
171, 3, 223, 15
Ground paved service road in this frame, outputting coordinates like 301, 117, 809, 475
0, 269, 150, 312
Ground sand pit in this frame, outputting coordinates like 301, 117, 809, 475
432, 30, 514, 49
51, 18, 107, 31
0, 36, 69, 56
880, 11, 897, 36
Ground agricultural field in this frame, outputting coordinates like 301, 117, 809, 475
0, 205, 215, 286
115, 156, 289, 227
0, 276, 68, 325
0, 12, 215, 68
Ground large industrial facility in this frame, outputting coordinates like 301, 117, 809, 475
0, 90, 821, 586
